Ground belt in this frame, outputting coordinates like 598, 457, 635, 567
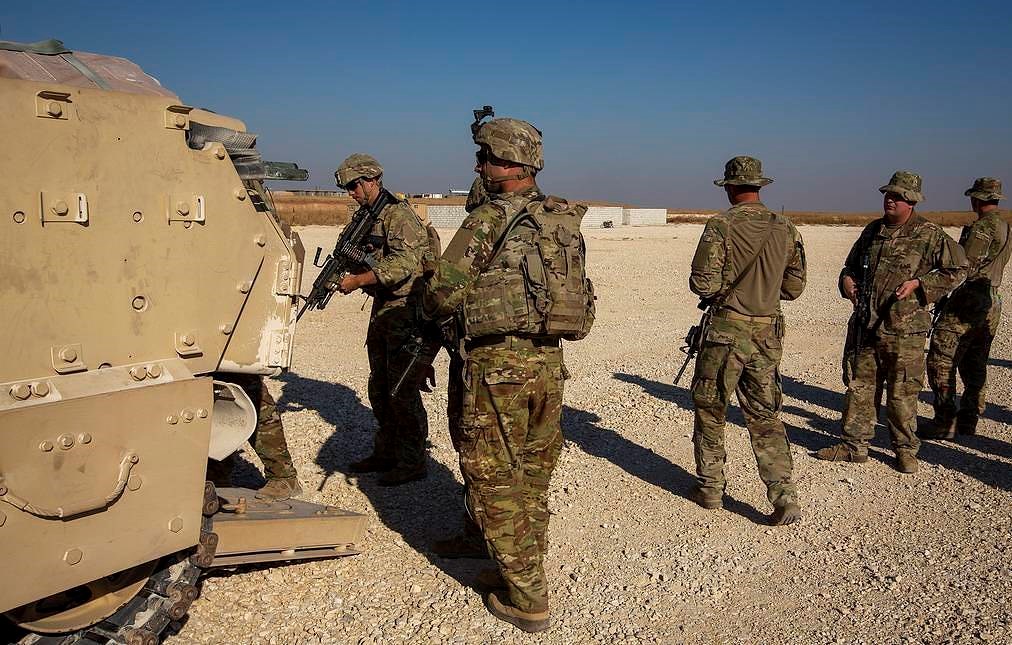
465, 335, 560, 351
713, 309, 776, 324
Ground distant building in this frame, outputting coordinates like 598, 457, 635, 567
448, 188, 470, 196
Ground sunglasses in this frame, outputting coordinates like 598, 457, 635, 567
343, 179, 361, 191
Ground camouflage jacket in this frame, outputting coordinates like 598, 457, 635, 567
689, 201, 806, 317
422, 184, 544, 322
944, 210, 1011, 315
840, 214, 967, 335
359, 192, 432, 311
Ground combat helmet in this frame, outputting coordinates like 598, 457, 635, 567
475, 118, 544, 170
335, 153, 383, 187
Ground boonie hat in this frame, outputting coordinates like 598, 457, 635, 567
964, 177, 1004, 201
879, 170, 924, 203
714, 156, 773, 187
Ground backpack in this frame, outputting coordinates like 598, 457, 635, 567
462, 195, 595, 341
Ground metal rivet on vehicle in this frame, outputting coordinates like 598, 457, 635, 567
129, 366, 147, 381
58, 434, 75, 450
47, 101, 63, 117
146, 364, 163, 378
9, 383, 31, 400
176, 201, 189, 216
168, 517, 184, 533
181, 409, 195, 422
233, 188, 247, 201
173, 114, 186, 128
52, 201, 69, 216
31, 381, 50, 397
166, 414, 179, 425
131, 296, 147, 311
59, 347, 78, 363
0, 486, 7, 497
215, 147, 227, 160
127, 476, 142, 491
12, 211, 25, 224
39, 440, 53, 452
128, 454, 139, 464
197, 408, 208, 418
181, 334, 195, 347
219, 323, 234, 334
255, 235, 266, 247
64, 548, 83, 565
237, 281, 251, 294
132, 211, 143, 223
79, 433, 92, 444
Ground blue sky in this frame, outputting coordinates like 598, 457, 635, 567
4, 1, 1011, 211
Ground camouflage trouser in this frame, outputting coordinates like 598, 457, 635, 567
841, 333, 924, 456
926, 302, 1000, 432
457, 344, 565, 613
366, 303, 429, 469
691, 317, 796, 507
207, 374, 297, 483
446, 351, 482, 538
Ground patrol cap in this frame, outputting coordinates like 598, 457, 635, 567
879, 170, 924, 203
714, 156, 773, 187
964, 177, 1004, 201
474, 118, 544, 170
335, 153, 383, 187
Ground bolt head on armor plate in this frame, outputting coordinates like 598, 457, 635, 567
474, 118, 543, 170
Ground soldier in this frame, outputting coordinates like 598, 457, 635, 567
422, 117, 594, 632
207, 375, 302, 501
689, 156, 806, 526
816, 171, 967, 473
922, 178, 1010, 439
336, 153, 435, 486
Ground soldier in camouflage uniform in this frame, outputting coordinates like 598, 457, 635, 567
816, 171, 967, 473
336, 154, 435, 486
922, 178, 1010, 439
423, 118, 582, 632
207, 374, 302, 501
689, 156, 806, 526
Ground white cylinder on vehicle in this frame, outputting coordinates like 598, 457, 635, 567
209, 380, 257, 460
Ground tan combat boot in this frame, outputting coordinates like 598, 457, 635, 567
484, 590, 550, 633
255, 477, 303, 501
814, 443, 868, 463
895, 452, 918, 474
689, 485, 723, 510
770, 501, 802, 526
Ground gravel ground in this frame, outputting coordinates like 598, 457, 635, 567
170, 224, 1012, 644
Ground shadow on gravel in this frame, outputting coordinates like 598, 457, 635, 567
776, 376, 1012, 492
274, 370, 479, 587
988, 357, 1012, 369
563, 399, 767, 525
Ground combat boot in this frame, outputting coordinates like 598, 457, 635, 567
484, 591, 550, 633
770, 501, 802, 526
895, 451, 918, 474
255, 477, 303, 501
689, 485, 723, 510
431, 533, 490, 559
956, 413, 979, 436
917, 416, 955, 440
814, 443, 868, 463
378, 463, 427, 486
348, 454, 397, 473
473, 567, 506, 591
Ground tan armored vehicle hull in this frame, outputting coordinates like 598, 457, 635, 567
0, 40, 363, 643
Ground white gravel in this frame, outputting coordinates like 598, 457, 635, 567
170, 224, 1012, 644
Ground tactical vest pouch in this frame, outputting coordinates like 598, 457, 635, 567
463, 267, 535, 337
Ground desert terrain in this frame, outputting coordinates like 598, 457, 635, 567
170, 224, 1012, 644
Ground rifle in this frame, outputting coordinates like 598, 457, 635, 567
297, 190, 393, 320
674, 298, 715, 385
850, 251, 872, 367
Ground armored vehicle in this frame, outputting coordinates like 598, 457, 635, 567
0, 40, 365, 644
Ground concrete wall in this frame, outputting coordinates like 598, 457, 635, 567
428, 204, 468, 229
582, 206, 624, 229
623, 208, 667, 226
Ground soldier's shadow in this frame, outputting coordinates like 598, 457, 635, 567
274, 371, 476, 587
567, 379, 767, 525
